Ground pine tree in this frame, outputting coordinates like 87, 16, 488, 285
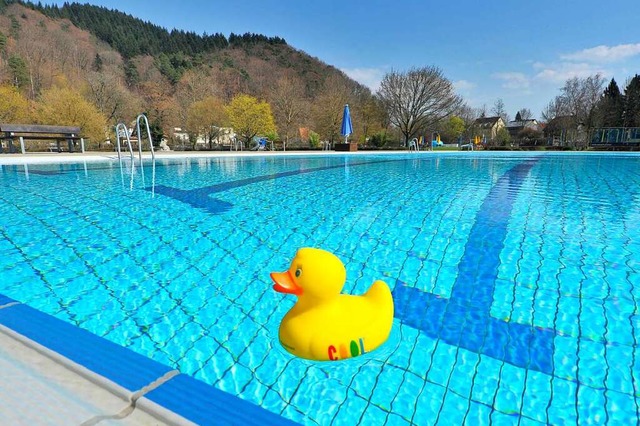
623, 75, 640, 127
598, 78, 624, 127
123, 59, 139, 88
8, 54, 29, 89
92, 53, 103, 72
0, 31, 7, 57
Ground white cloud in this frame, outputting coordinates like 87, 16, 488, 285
453, 79, 476, 91
481, 43, 640, 118
533, 62, 610, 84
561, 43, 640, 63
341, 67, 386, 92
492, 72, 530, 90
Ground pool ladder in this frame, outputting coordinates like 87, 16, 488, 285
115, 114, 156, 162
115, 114, 156, 195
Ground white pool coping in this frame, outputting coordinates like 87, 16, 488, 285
0, 149, 424, 166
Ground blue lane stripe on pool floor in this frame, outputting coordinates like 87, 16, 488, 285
0, 294, 15, 306
150, 158, 399, 215
393, 158, 555, 375
0, 300, 297, 425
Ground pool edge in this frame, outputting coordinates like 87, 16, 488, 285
0, 300, 298, 425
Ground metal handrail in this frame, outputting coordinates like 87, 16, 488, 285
115, 123, 134, 161
135, 114, 155, 161
231, 137, 244, 151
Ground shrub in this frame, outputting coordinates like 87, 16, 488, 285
309, 131, 320, 148
370, 132, 389, 148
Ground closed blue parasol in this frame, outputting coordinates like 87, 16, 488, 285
341, 104, 353, 143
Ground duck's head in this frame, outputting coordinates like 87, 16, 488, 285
270, 248, 346, 300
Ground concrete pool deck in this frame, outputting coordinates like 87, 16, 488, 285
0, 315, 190, 425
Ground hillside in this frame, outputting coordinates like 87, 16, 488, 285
0, 0, 379, 146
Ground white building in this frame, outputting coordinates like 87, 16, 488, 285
172, 127, 236, 149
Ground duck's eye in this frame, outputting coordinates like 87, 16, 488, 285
295, 268, 302, 278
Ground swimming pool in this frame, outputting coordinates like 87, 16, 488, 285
0, 152, 638, 424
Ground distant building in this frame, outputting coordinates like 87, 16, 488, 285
172, 127, 189, 145
172, 127, 236, 149
506, 112, 541, 138
472, 116, 505, 140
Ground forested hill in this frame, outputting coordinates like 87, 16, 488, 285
0, 0, 375, 145
1, 0, 359, 94
26, 1, 285, 58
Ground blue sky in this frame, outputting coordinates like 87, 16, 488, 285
49, 0, 640, 120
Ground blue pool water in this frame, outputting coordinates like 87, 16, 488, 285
0, 152, 639, 424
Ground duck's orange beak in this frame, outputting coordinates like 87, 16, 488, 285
270, 270, 303, 296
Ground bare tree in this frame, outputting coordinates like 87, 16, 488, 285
84, 71, 129, 123
542, 74, 605, 148
555, 74, 605, 127
541, 98, 563, 122
377, 66, 462, 144
174, 67, 220, 129
457, 103, 482, 140
457, 104, 478, 125
268, 74, 307, 145
15, 20, 50, 98
353, 93, 387, 144
186, 96, 228, 149
491, 98, 510, 123
312, 74, 352, 143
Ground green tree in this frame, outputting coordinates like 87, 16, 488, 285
369, 131, 389, 148
495, 127, 511, 147
155, 52, 187, 84
36, 85, 107, 143
441, 116, 465, 143
148, 117, 164, 146
92, 53, 103, 72
226, 94, 276, 145
0, 31, 7, 56
123, 58, 139, 88
9, 15, 20, 39
517, 127, 542, 143
308, 130, 320, 148
8, 55, 29, 90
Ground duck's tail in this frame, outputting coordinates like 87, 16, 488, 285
365, 280, 394, 321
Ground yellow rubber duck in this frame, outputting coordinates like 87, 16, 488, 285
270, 248, 394, 361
